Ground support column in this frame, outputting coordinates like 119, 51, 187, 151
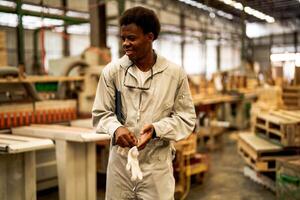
62, 0, 70, 56
89, 0, 107, 48
180, 11, 185, 69
118, 0, 125, 57
16, 0, 25, 74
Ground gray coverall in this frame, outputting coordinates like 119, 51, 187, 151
92, 53, 196, 200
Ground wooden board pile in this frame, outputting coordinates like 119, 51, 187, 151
282, 86, 300, 110
0, 31, 7, 66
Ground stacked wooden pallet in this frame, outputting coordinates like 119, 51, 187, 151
282, 86, 300, 110
238, 133, 299, 172
239, 109, 300, 193
253, 110, 300, 147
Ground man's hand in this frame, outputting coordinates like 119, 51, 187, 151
115, 127, 137, 148
137, 124, 155, 150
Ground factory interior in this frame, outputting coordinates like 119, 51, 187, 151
0, 0, 300, 200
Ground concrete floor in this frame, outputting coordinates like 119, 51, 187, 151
186, 132, 275, 200
37, 131, 276, 200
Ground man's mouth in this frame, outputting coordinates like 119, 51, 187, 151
125, 50, 134, 55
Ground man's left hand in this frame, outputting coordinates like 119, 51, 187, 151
137, 124, 154, 150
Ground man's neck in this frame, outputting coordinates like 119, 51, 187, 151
134, 51, 156, 72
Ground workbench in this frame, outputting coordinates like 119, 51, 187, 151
0, 134, 54, 200
70, 118, 111, 174
12, 125, 110, 200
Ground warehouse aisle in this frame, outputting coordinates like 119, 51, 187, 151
186, 131, 276, 200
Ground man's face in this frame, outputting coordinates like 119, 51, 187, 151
120, 23, 153, 61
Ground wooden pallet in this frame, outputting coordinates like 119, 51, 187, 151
254, 111, 300, 147
243, 166, 276, 192
282, 86, 300, 110
174, 134, 209, 197
238, 133, 300, 172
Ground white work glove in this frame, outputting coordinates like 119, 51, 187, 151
126, 146, 143, 181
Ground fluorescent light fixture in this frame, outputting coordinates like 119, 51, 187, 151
0, 12, 17, 27
48, 8, 64, 15
0, 0, 16, 8
178, 0, 233, 20
67, 23, 90, 35
66, 11, 89, 19
218, 0, 275, 23
22, 4, 43, 12
270, 52, 300, 62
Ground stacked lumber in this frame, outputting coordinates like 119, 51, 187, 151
282, 86, 300, 110
0, 31, 7, 66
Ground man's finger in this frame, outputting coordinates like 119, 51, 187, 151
119, 137, 129, 147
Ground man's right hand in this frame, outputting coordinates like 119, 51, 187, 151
115, 126, 137, 148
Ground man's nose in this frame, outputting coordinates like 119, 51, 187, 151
123, 39, 130, 48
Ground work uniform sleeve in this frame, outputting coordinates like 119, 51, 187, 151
152, 69, 196, 141
92, 65, 122, 136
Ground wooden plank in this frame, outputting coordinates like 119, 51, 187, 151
270, 111, 300, 122
0, 134, 54, 154
56, 140, 76, 200
70, 118, 93, 128
0, 155, 8, 200
74, 143, 86, 200
12, 125, 110, 142
24, 151, 36, 200
7, 154, 24, 199
0, 76, 84, 83
86, 143, 96, 200
0, 134, 43, 142
239, 133, 282, 153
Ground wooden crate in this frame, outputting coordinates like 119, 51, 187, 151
276, 156, 300, 200
238, 133, 300, 172
282, 86, 300, 110
197, 127, 225, 150
174, 133, 209, 197
254, 111, 300, 147
174, 133, 197, 156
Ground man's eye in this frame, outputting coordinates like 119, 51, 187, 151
128, 37, 135, 41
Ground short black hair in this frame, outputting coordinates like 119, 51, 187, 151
119, 6, 161, 40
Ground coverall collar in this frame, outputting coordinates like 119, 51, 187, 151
119, 52, 168, 75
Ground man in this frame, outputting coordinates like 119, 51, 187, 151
92, 6, 196, 200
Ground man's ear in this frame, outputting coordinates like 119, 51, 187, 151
146, 32, 154, 41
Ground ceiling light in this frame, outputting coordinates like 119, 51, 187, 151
178, 0, 233, 20
218, 0, 275, 23
0, 0, 15, 8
